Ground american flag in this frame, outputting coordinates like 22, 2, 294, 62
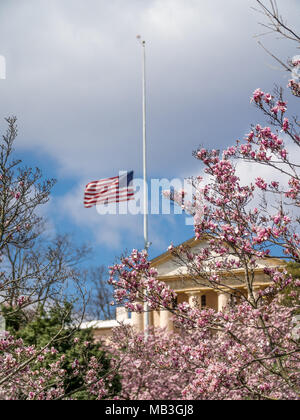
84, 171, 135, 208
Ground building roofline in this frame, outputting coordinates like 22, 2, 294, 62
150, 236, 206, 267
150, 236, 287, 268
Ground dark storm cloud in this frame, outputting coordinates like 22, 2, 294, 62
0, 0, 299, 249
0, 0, 298, 180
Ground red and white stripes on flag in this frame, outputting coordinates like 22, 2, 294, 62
84, 171, 135, 208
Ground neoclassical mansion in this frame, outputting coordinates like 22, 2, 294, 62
82, 237, 285, 341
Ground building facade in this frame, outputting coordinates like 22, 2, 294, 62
83, 238, 285, 339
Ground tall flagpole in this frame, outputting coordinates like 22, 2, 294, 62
142, 40, 148, 254
137, 36, 150, 337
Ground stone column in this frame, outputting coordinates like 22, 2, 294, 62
116, 307, 129, 322
160, 310, 173, 332
187, 292, 200, 308
131, 312, 144, 332
217, 291, 230, 312
153, 310, 160, 328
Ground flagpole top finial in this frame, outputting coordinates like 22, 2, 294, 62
136, 35, 145, 46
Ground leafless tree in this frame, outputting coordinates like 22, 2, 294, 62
84, 266, 115, 321
253, 0, 300, 81
1, 234, 91, 317
0, 118, 90, 323
0, 117, 55, 252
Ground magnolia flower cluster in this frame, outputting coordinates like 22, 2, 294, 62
108, 86, 300, 399
0, 334, 109, 400
163, 186, 205, 225
0, 333, 65, 400
288, 79, 300, 97
109, 250, 176, 312
109, 292, 299, 400
289, 57, 300, 97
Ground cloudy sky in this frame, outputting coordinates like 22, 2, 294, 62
0, 0, 299, 267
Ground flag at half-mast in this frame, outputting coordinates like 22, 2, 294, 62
84, 171, 135, 208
